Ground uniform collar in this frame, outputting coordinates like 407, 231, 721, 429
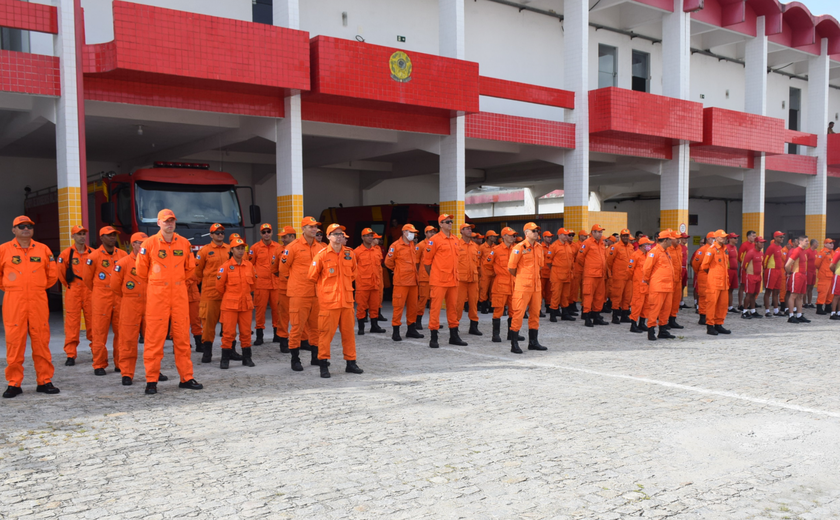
12, 237, 33, 249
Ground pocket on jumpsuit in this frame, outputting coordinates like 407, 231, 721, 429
583, 278, 593, 296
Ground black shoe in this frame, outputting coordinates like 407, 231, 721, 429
603, 300, 613, 312
122, 376, 132, 386
698, 314, 706, 325
539, 309, 546, 318
228, 346, 244, 361
568, 305, 579, 316
593, 313, 609, 326
139, 334, 144, 344
346, 360, 364, 374
320, 359, 331, 378
715, 325, 731, 334
369, 320, 385, 333
430, 330, 439, 349
449, 328, 468, 346
94, 368, 106, 376
220, 348, 231, 369
797, 315, 811, 323
178, 379, 203, 390
254, 329, 264, 346
158, 374, 169, 382
788, 316, 800, 324
491, 318, 502, 343
468, 320, 483, 336
406, 323, 424, 338
194, 335, 203, 352
357, 318, 365, 335
638, 318, 649, 331
738, 305, 744, 311
273, 327, 282, 343
527, 329, 547, 350
114, 367, 121, 373
201, 342, 213, 363
707, 325, 719, 336
728, 308, 739, 314
392, 326, 403, 342
65, 357, 75, 366
775, 312, 787, 317
831, 314, 840, 320
415, 316, 424, 330
242, 347, 255, 367
751, 312, 763, 318
291, 349, 304, 371
549, 308, 558, 322
377, 314, 388, 322
620, 310, 633, 323
611, 310, 621, 324
816, 304, 827, 315
658, 327, 675, 339
279, 337, 290, 353
647, 327, 657, 341
510, 333, 523, 354
584, 312, 594, 328
741, 312, 752, 319
3, 385, 22, 398
145, 383, 157, 395
310, 345, 320, 366
668, 317, 684, 329
36, 382, 60, 394
630, 321, 641, 333
561, 307, 576, 321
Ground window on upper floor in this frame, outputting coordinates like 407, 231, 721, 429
598, 45, 618, 89
253, 0, 273, 25
631, 50, 649, 93
788, 87, 801, 155
1, 28, 29, 53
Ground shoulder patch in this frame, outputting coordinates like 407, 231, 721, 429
114, 265, 121, 272
86, 258, 93, 265
196, 254, 201, 260
513, 249, 520, 254
58, 257, 63, 264
649, 253, 654, 257
219, 267, 224, 273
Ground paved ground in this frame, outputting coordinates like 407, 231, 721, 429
1, 304, 840, 519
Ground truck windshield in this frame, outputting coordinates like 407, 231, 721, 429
135, 181, 242, 225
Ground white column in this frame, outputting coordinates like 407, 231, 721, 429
562, 0, 589, 232
439, 0, 466, 228
805, 38, 830, 242
742, 16, 767, 237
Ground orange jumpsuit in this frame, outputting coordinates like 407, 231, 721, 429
416, 244, 431, 322
576, 237, 607, 313
488, 243, 514, 319
700, 242, 730, 326
628, 249, 649, 322
84, 245, 128, 371
572, 237, 586, 302
423, 231, 461, 330
508, 240, 544, 332
308, 245, 358, 360
478, 242, 495, 303
691, 245, 709, 315
217, 257, 256, 350
279, 236, 326, 350
548, 240, 574, 310
384, 238, 420, 326
249, 240, 282, 332
540, 248, 552, 309
136, 232, 197, 383
816, 247, 834, 305
112, 253, 146, 379
642, 244, 674, 327
274, 251, 291, 339
57, 244, 93, 359
187, 276, 202, 337
354, 244, 383, 320
606, 241, 634, 310
456, 238, 481, 323
668, 244, 683, 318
1, 238, 57, 387
195, 242, 230, 344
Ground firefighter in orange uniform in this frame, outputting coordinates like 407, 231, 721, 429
576, 224, 609, 327
642, 231, 675, 341
355, 228, 386, 334
1, 216, 60, 398
415, 226, 436, 329
186, 273, 202, 352
628, 236, 653, 333
700, 229, 732, 336
83, 226, 128, 375
547, 228, 576, 322
57, 225, 93, 365
424, 214, 467, 348
606, 229, 634, 324
195, 223, 238, 364
456, 223, 482, 336
507, 222, 548, 354
692, 232, 714, 324
216, 236, 257, 369
249, 223, 282, 346
308, 223, 364, 378
666, 230, 685, 330
815, 238, 835, 315
384, 224, 424, 341
273, 226, 297, 352
279, 216, 327, 371
374, 232, 388, 324
478, 230, 498, 314
571, 230, 588, 313
539, 231, 553, 316
486, 227, 520, 343
135, 209, 203, 394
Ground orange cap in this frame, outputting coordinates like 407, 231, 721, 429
542, 230, 554, 237
438, 214, 454, 224
657, 230, 672, 239
402, 224, 419, 233
591, 224, 605, 232
130, 232, 148, 243
13, 216, 34, 227
638, 237, 653, 245
713, 229, 728, 238
209, 223, 225, 233
260, 223, 272, 232
706, 231, 715, 239
474, 233, 483, 239
670, 230, 680, 239
278, 226, 296, 237
620, 228, 631, 236
157, 209, 176, 221
327, 223, 346, 235
424, 226, 437, 233
373, 233, 382, 239
825, 238, 834, 244
361, 228, 374, 236
523, 222, 540, 232
230, 237, 247, 247
460, 223, 475, 230
342, 232, 349, 239
501, 227, 516, 236
70, 225, 87, 234
99, 226, 118, 236
578, 230, 588, 236
556, 227, 568, 235
301, 216, 321, 227
230, 233, 241, 240
484, 230, 498, 237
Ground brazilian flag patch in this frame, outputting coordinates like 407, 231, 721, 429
173, 250, 184, 256
158, 250, 167, 259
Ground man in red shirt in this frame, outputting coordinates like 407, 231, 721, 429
741, 237, 765, 319
785, 235, 810, 323
725, 233, 739, 313
763, 231, 786, 317
737, 230, 756, 310
804, 239, 818, 308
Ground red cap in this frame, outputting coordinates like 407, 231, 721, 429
301, 216, 321, 227
157, 209, 177, 221
130, 232, 148, 243
438, 214, 454, 224
71, 225, 87, 234
524, 222, 541, 232
99, 226, 118, 236
680, 232, 689, 239
327, 223, 346, 235
209, 223, 224, 233
278, 226, 296, 237
773, 231, 785, 238
756, 236, 767, 243
727, 232, 740, 238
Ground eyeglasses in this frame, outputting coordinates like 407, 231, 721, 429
211, 231, 224, 235
16, 225, 33, 230
261, 230, 272, 234
441, 220, 453, 225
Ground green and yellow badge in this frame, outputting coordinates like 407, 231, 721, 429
389, 51, 412, 83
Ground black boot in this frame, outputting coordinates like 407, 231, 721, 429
242, 347, 255, 367
658, 327, 675, 339
430, 330, 439, 348
549, 308, 558, 322
273, 327, 282, 342
620, 310, 633, 323
219, 348, 231, 369
630, 320, 641, 333
611, 309, 621, 324
320, 359, 331, 378
201, 342, 213, 363
492, 318, 502, 343
377, 313, 388, 322
279, 337, 290, 353
415, 316, 423, 330
254, 329, 264, 346
638, 317, 649, 331
569, 303, 579, 316
194, 335, 203, 352
510, 332, 523, 354
584, 312, 594, 328
816, 304, 826, 315
706, 324, 719, 336
698, 314, 706, 325
290, 348, 303, 371
392, 326, 402, 342
648, 327, 657, 341
346, 360, 363, 374
310, 345, 319, 366
369, 320, 385, 333
468, 320, 483, 336
228, 345, 243, 361
300, 340, 311, 351
406, 323, 423, 338
593, 313, 609, 326
604, 299, 613, 312
527, 329, 547, 350
668, 316, 684, 329
449, 328, 468, 346
561, 307, 576, 321
539, 308, 546, 318
357, 319, 365, 336
507, 318, 524, 340
715, 324, 731, 334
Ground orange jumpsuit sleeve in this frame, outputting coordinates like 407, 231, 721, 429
194, 248, 208, 282
217, 263, 229, 299
279, 246, 294, 279
112, 258, 126, 298
383, 245, 396, 271
57, 249, 69, 288
184, 245, 196, 282
700, 247, 713, 272
606, 245, 618, 274
307, 250, 324, 283
46, 249, 58, 288
484, 249, 497, 276
82, 251, 96, 291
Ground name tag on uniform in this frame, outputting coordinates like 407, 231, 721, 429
30, 256, 41, 263
174, 250, 184, 256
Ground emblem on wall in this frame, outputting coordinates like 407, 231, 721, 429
389, 51, 412, 83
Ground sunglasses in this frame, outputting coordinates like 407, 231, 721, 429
211, 231, 224, 235
441, 220, 453, 225
261, 230, 272, 234
16, 224, 34, 230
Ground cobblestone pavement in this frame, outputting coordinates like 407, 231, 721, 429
2, 304, 840, 519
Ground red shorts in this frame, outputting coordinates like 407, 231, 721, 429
728, 269, 738, 289
832, 275, 840, 296
786, 272, 807, 294
745, 274, 762, 294
765, 269, 783, 291
807, 271, 816, 286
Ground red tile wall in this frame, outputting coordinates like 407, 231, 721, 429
301, 95, 450, 135
589, 87, 704, 143
783, 128, 817, 148
828, 133, 840, 166
701, 107, 785, 154
0, 0, 57, 34
479, 76, 574, 109
465, 112, 575, 148
0, 50, 59, 96
690, 145, 754, 169
765, 154, 817, 175
829, 167, 840, 178
590, 131, 673, 160
310, 36, 479, 113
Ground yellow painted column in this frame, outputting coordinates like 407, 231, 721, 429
806, 214, 826, 244
277, 194, 303, 234
660, 209, 689, 233
742, 212, 765, 240
564, 206, 589, 236
440, 200, 465, 233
